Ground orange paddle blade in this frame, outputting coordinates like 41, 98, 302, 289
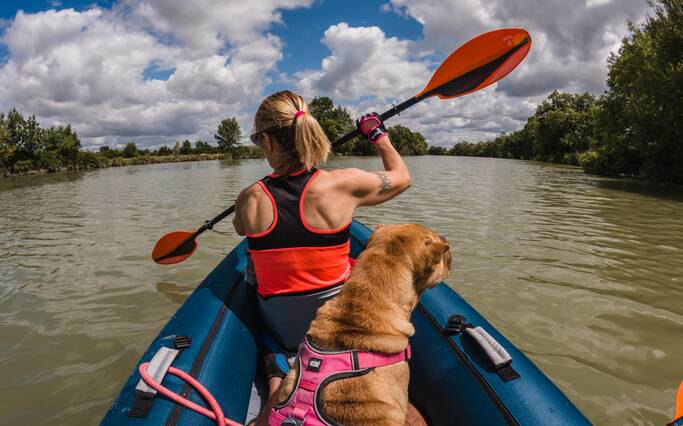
152, 231, 198, 265
416, 28, 531, 100
675, 381, 683, 422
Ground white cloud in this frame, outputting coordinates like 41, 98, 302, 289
0, 1, 312, 148
293, 1, 649, 146
297, 23, 431, 101
0, 0, 652, 149
387, 0, 648, 97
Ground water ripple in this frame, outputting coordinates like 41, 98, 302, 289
1, 157, 682, 425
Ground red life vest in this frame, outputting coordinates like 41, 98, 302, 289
247, 168, 351, 298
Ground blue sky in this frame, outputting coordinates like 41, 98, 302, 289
0, 1, 112, 18
0, 0, 422, 73
0, 0, 649, 148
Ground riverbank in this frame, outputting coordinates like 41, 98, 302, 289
0, 152, 247, 178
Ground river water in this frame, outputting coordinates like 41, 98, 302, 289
1, 156, 681, 425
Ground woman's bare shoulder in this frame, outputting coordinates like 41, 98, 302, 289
236, 182, 269, 210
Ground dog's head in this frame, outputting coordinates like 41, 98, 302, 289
367, 223, 452, 294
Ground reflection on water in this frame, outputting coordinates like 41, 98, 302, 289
1, 157, 682, 425
155, 281, 195, 305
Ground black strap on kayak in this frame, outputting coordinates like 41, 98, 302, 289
128, 336, 192, 418
444, 314, 520, 382
129, 347, 180, 418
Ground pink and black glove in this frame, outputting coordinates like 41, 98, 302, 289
356, 113, 387, 144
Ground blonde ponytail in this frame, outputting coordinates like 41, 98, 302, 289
254, 91, 330, 175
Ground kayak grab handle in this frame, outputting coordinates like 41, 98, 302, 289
134, 347, 242, 426
464, 326, 512, 369
444, 314, 520, 382
129, 347, 180, 418
135, 347, 179, 396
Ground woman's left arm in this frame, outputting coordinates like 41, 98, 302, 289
233, 188, 251, 236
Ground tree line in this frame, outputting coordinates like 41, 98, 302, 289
429, 0, 682, 185
0, 96, 430, 177
0, 114, 260, 177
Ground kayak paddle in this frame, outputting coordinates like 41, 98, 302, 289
152, 28, 532, 265
674, 381, 683, 424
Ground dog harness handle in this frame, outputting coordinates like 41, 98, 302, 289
269, 336, 411, 426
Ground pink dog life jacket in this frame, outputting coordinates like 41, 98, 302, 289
269, 336, 412, 426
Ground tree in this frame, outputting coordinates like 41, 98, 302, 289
0, 119, 13, 176
156, 146, 173, 156
44, 124, 81, 166
531, 91, 599, 163
587, 0, 683, 183
215, 117, 241, 153
387, 125, 428, 156
428, 146, 449, 155
194, 140, 214, 154
179, 140, 193, 155
4, 109, 43, 167
309, 96, 357, 155
123, 142, 139, 158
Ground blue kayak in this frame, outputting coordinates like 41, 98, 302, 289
101, 220, 589, 425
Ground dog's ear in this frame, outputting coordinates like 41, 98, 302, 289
426, 240, 449, 265
374, 224, 386, 232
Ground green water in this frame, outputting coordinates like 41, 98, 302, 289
1, 156, 682, 425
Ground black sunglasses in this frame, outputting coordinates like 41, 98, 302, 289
250, 125, 281, 147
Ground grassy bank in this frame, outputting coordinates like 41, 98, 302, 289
1, 153, 237, 178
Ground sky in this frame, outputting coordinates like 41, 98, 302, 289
0, 0, 651, 149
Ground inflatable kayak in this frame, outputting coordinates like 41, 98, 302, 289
101, 220, 589, 425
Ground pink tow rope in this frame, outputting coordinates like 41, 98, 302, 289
138, 362, 242, 426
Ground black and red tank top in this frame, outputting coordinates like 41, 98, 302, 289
246, 168, 351, 298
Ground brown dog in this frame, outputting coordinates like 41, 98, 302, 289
273, 223, 452, 426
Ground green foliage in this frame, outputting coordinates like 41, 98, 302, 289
0, 109, 94, 174
77, 151, 103, 169
156, 146, 173, 156
440, 0, 681, 184
179, 140, 193, 155
111, 157, 129, 167
194, 140, 214, 154
531, 92, 599, 162
13, 160, 33, 174
215, 117, 241, 153
444, 92, 601, 163
44, 124, 82, 166
229, 145, 264, 159
428, 146, 449, 155
593, 0, 683, 183
0, 121, 13, 176
0, 109, 259, 177
388, 125, 428, 155
123, 142, 139, 158
309, 96, 358, 155
37, 150, 64, 172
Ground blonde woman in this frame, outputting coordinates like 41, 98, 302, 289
233, 90, 411, 395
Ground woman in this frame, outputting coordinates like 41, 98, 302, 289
233, 90, 411, 395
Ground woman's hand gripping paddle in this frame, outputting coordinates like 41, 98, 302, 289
152, 28, 532, 265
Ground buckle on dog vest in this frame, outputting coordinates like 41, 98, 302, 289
281, 418, 303, 426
